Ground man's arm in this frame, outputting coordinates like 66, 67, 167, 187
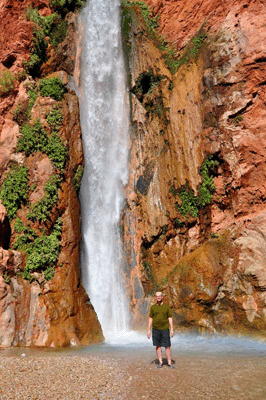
168, 317, 174, 337
147, 317, 153, 339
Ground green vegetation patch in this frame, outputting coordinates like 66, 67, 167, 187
47, 107, 63, 131
13, 218, 37, 251
39, 77, 66, 101
0, 166, 29, 221
173, 155, 219, 218
27, 85, 38, 117
72, 165, 84, 193
0, 70, 16, 94
17, 120, 48, 156
122, 0, 207, 75
132, 69, 166, 102
17, 119, 67, 169
14, 217, 62, 281
132, 69, 170, 121
27, 174, 62, 222
24, 11, 48, 76
50, 0, 86, 15
233, 114, 243, 125
24, 7, 70, 76
45, 132, 67, 169
127, 0, 160, 32
176, 184, 200, 218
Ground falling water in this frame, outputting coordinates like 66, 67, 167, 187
78, 0, 129, 336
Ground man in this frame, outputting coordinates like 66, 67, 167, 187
147, 291, 174, 368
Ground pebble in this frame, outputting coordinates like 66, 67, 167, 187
0, 352, 265, 399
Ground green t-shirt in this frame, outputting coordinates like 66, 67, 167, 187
149, 303, 172, 330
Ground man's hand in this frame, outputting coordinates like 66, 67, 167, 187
168, 317, 174, 337
147, 330, 151, 339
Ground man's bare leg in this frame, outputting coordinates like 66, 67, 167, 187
165, 347, 171, 365
156, 346, 163, 365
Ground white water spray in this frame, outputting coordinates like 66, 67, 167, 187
79, 0, 129, 336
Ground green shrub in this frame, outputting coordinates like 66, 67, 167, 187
0, 166, 29, 220
17, 118, 67, 169
175, 184, 200, 218
174, 218, 183, 228
27, 174, 62, 222
132, 69, 165, 101
3, 274, 11, 284
127, 1, 160, 32
25, 25, 48, 76
13, 83, 37, 125
198, 156, 219, 207
17, 120, 48, 156
50, 0, 86, 14
13, 103, 29, 126
49, 16, 68, 47
47, 107, 63, 131
161, 225, 168, 235
27, 87, 38, 117
234, 115, 243, 125
175, 156, 219, 218
22, 217, 62, 281
0, 70, 15, 94
13, 219, 37, 251
24, 8, 68, 75
72, 165, 84, 193
26, 7, 57, 35
39, 77, 66, 100
44, 266, 55, 280
45, 133, 67, 169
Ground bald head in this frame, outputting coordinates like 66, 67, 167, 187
155, 292, 164, 305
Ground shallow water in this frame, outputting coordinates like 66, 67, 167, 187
80, 332, 266, 358
2, 332, 266, 359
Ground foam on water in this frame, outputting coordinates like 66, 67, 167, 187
102, 332, 266, 355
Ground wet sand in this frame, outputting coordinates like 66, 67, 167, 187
1, 336, 266, 399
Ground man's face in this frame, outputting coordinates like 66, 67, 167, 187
155, 293, 163, 303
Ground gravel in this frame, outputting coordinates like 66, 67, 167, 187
0, 354, 127, 400
0, 350, 266, 399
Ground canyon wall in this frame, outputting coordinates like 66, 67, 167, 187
0, 0, 103, 346
1, 0, 266, 344
123, 0, 266, 336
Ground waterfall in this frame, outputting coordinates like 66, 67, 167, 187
78, 0, 130, 336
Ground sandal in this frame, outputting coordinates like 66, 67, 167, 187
157, 363, 163, 368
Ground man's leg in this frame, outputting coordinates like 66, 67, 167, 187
156, 346, 163, 365
165, 346, 171, 366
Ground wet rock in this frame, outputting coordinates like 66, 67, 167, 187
123, 0, 266, 336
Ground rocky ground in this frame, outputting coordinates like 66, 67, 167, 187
0, 347, 266, 399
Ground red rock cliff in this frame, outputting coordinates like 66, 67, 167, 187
0, 0, 103, 346
123, 0, 266, 336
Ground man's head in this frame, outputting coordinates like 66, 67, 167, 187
155, 292, 164, 304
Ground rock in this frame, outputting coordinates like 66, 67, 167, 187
122, 0, 266, 336
0, 1, 103, 347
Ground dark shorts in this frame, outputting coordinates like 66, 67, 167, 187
152, 329, 171, 347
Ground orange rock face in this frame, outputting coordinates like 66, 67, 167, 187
123, 0, 266, 336
0, 1, 103, 346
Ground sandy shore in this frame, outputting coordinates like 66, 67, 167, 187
0, 347, 266, 399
